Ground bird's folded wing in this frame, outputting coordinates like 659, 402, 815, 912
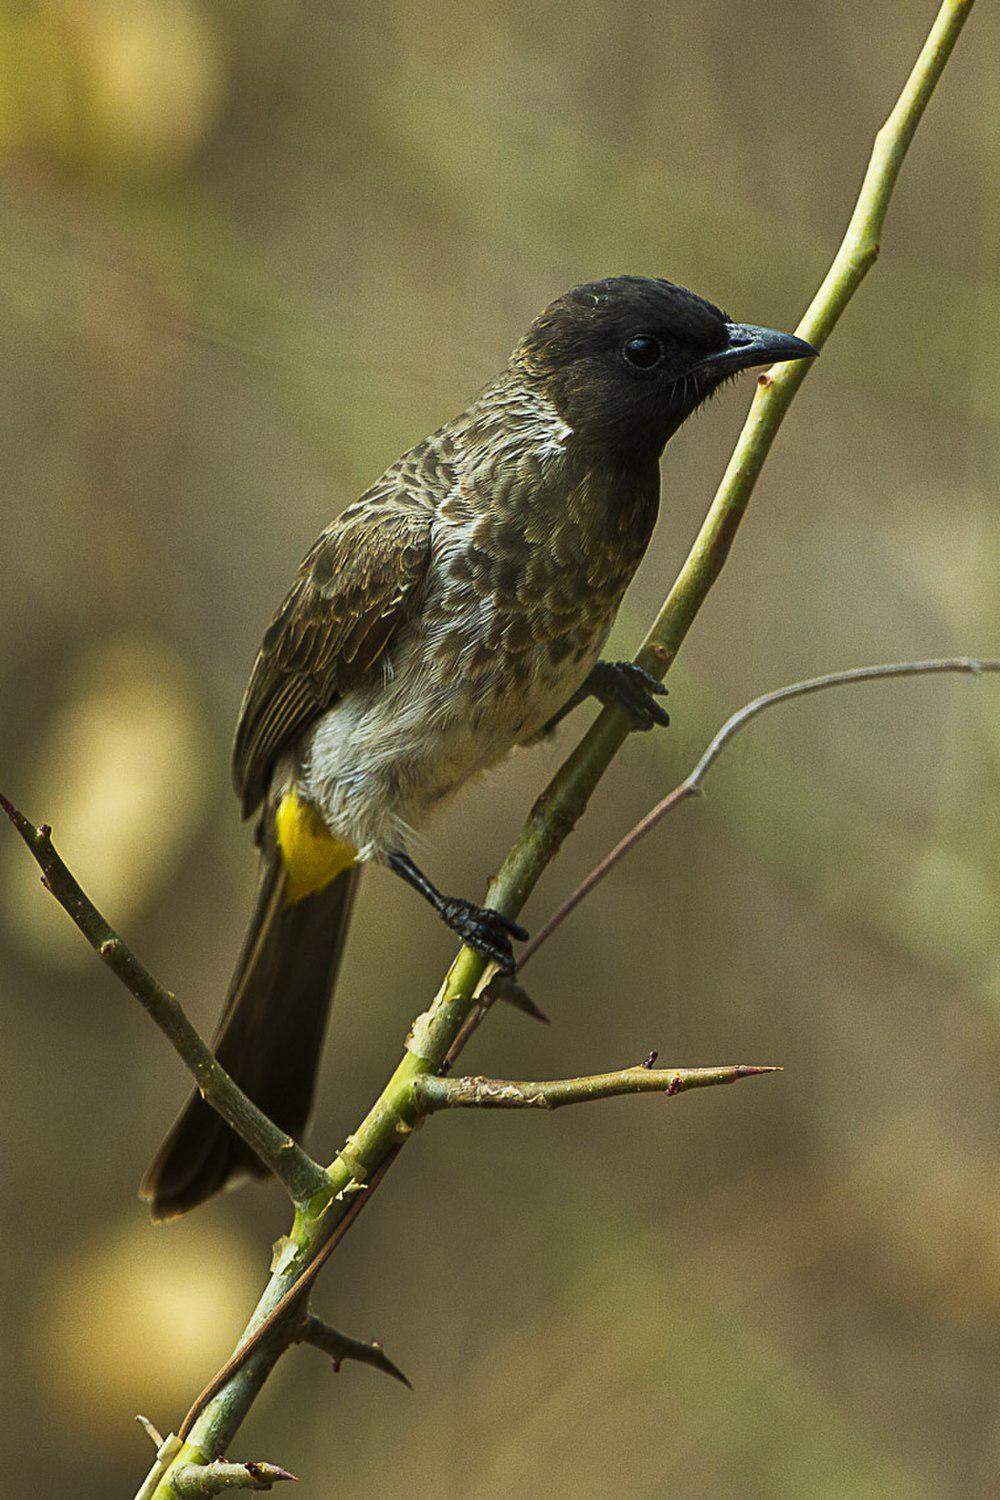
232, 502, 433, 816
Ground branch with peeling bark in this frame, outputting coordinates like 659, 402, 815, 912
413, 1063, 779, 1113
168, 1461, 297, 1495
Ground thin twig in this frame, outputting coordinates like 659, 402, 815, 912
413, 1063, 779, 1113
0, 796, 331, 1211
136, 1415, 166, 1451
520, 657, 1000, 966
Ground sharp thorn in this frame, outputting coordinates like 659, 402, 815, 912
244, 1459, 298, 1483
371, 1348, 413, 1390
482, 973, 550, 1024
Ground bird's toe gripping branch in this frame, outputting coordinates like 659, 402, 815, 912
587, 660, 670, 730
388, 849, 528, 972
438, 898, 528, 973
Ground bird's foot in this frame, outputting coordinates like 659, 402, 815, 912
388, 849, 528, 971
439, 898, 528, 973
589, 660, 670, 730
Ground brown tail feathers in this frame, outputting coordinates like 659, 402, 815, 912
141, 859, 358, 1221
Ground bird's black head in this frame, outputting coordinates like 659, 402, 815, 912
512, 275, 815, 463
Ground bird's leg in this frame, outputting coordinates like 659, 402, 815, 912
387, 851, 527, 973
542, 660, 670, 735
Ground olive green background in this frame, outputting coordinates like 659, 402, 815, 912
1, 2, 998, 1496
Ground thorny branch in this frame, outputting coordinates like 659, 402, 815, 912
0, 795, 331, 1212
0, 2, 975, 1494
295, 1314, 412, 1388
168, 1461, 297, 1495
412, 1063, 780, 1112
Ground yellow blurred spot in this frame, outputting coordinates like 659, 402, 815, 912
2, 634, 210, 968
0, 0, 224, 178
39, 1218, 256, 1431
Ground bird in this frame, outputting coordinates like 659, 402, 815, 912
142, 275, 814, 1219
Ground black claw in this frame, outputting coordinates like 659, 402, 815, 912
494, 911, 529, 941
440, 899, 528, 972
633, 701, 671, 730
389, 852, 529, 971
472, 934, 517, 973
594, 661, 670, 731
628, 664, 669, 695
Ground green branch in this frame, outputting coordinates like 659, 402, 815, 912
413, 1063, 779, 1113
147, 3, 972, 1476
168, 1462, 297, 1495
0, 796, 331, 1212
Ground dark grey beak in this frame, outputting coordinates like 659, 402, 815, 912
698, 322, 817, 378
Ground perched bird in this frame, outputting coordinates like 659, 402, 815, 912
143, 275, 814, 1219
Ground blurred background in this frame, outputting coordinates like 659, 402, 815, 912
1, 2, 998, 1495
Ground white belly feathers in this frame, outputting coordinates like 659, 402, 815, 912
300, 583, 605, 861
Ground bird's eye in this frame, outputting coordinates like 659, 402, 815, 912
622, 335, 663, 370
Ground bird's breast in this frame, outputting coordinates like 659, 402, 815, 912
300, 452, 654, 855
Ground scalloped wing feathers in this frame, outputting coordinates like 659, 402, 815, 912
232, 504, 433, 816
